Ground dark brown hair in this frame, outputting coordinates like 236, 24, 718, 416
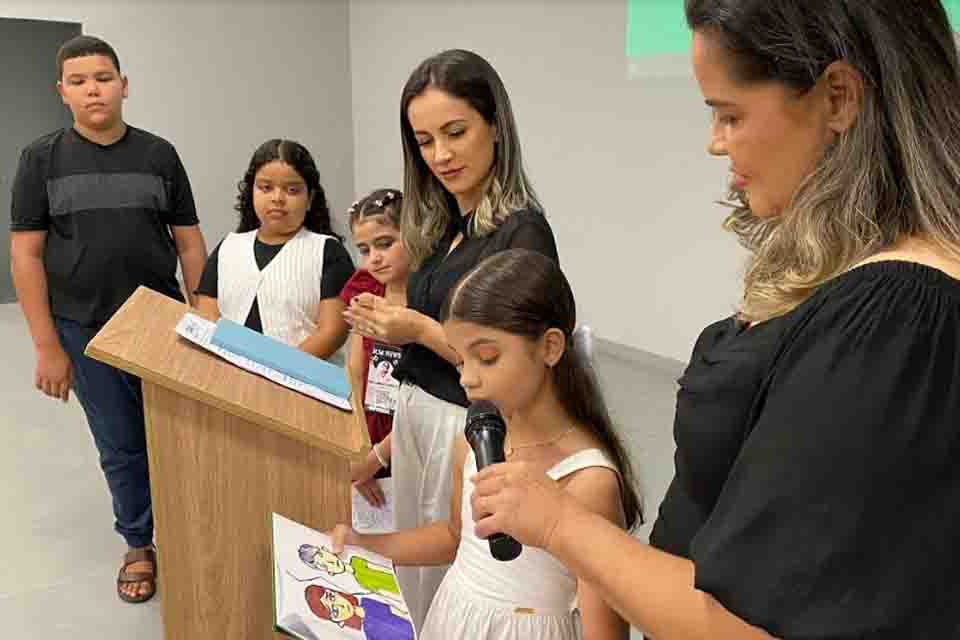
235, 139, 340, 241
57, 35, 120, 78
442, 249, 643, 529
399, 49, 541, 268
685, 0, 960, 321
348, 188, 403, 230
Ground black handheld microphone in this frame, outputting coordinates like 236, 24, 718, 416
464, 400, 523, 562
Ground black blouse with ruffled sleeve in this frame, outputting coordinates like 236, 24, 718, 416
651, 262, 960, 638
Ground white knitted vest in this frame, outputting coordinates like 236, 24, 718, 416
217, 227, 331, 348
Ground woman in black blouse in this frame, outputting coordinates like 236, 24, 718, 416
468, 2, 960, 638
343, 48, 557, 632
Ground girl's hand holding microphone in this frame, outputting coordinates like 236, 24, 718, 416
470, 460, 581, 553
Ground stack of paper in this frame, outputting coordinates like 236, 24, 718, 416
175, 313, 352, 411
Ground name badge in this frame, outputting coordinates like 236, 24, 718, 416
365, 343, 402, 415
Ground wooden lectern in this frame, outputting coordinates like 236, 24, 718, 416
85, 287, 369, 639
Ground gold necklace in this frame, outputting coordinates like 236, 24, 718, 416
504, 426, 575, 458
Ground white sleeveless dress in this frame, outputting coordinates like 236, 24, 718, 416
419, 448, 620, 640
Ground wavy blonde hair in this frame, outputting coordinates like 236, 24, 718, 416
399, 49, 541, 269
687, 0, 960, 323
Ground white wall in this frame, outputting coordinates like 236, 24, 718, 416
349, 0, 746, 362
2, 0, 355, 248
4, 0, 744, 361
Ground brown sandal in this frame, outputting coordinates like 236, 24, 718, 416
117, 547, 157, 604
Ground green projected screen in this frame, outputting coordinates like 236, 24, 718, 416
945, 1, 960, 28
627, 0, 960, 59
626, 0, 688, 58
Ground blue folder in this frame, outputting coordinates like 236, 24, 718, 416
211, 319, 351, 400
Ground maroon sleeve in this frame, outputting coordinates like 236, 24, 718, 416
339, 269, 383, 305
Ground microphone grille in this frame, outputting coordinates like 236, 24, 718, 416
465, 400, 505, 436
467, 399, 499, 422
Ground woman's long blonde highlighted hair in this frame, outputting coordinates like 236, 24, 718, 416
687, 0, 960, 323
399, 49, 541, 270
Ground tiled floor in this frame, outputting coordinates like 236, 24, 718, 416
0, 303, 682, 639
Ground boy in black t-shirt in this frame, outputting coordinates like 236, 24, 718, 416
9, 35, 207, 603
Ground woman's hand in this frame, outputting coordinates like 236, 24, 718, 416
351, 446, 387, 508
470, 461, 584, 552
343, 293, 422, 346
351, 437, 390, 508
354, 478, 387, 508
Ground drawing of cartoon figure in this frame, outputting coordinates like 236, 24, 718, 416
299, 544, 401, 599
305, 585, 415, 640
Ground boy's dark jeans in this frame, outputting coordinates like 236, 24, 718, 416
54, 316, 153, 548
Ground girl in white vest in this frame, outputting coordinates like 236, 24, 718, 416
195, 139, 353, 362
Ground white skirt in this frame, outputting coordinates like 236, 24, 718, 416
420, 566, 582, 640
391, 382, 466, 634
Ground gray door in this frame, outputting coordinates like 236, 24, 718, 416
0, 18, 81, 303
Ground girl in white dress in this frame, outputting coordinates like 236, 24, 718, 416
331, 249, 643, 639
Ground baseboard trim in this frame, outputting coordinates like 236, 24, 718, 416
593, 336, 686, 380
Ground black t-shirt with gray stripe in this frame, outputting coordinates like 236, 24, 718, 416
10, 126, 199, 327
